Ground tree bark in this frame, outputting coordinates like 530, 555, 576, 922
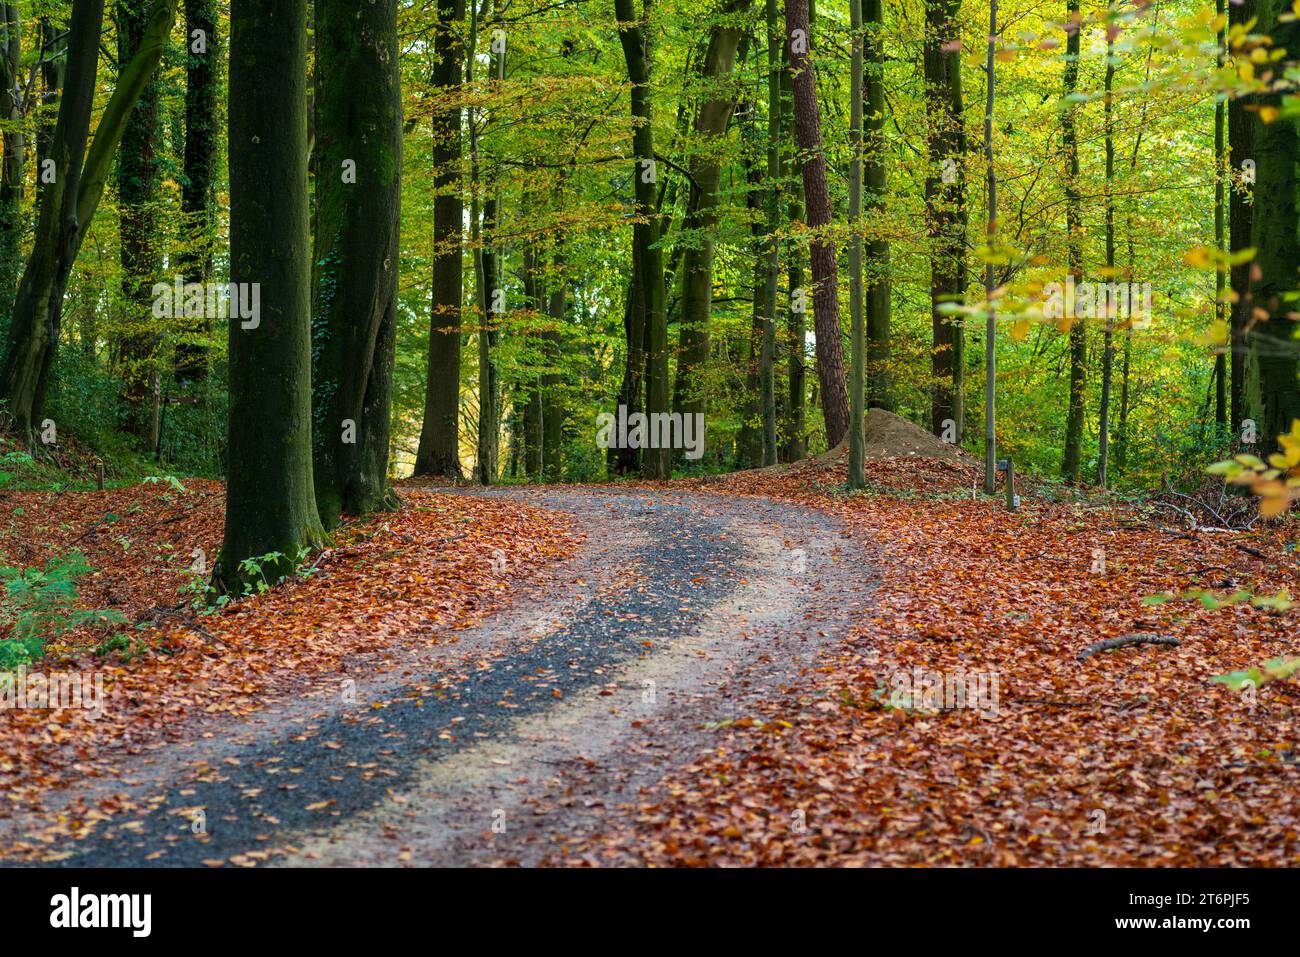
175, 0, 219, 381
1097, 21, 1116, 487
784, 0, 848, 449
782, 55, 806, 462
1246, 0, 1300, 450
0, 4, 23, 334
847, 0, 865, 488
864, 0, 892, 412
219, 0, 325, 589
924, 0, 967, 441
310, 0, 402, 530
117, 0, 166, 450
1060, 0, 1086, 483
671, 0, 748, 431
1228, 0, 1255, 436
414, 0, 466, 478
615, 0, 670, 478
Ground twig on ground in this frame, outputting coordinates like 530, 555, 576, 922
1078, 632, 1181, 661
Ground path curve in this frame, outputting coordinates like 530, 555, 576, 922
21, 486, 875, 867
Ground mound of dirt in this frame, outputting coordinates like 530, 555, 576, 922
799, 407, 973, 467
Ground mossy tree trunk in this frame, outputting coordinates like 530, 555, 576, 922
175, 0, 219, 381
0, 4, 23, 336
310, 0, 401, 529
218, 0, 325, 589
117, 0, 166, 451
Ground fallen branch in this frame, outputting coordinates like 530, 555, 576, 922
1077, 632, 1181, 661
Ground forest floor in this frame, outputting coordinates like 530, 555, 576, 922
2, 430, 1300, 866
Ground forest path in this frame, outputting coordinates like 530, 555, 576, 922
28, 486, 875, 867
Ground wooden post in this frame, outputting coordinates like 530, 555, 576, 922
1005, 457, 1017, 511
96, 461, 105, 491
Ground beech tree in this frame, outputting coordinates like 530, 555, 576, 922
784, 0, 848, 449
310, 0, 402, 529
218, 0, 324, 589
414, 0, 467, 478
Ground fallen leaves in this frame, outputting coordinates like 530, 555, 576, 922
554, 449, 1300, 867
0, 484, 580, 852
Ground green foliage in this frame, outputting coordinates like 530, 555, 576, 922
0, 553, 126, 668
1213, 655, 1300, 692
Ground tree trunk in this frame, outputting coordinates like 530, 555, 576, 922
847, 0, 865, 488
782, 55, 806, 461
414, 0, 466, 478
474, 7, 503, 486
310, 0, 402, 530
981, 0, 998, 494
1228, 0, 1255, 436
175, 0, 219, 381
759, 0, 779, 465
864, 0, 892, 412
219, 0, 324, 590
1246, 0, 1300, 450
117, 0, 166, 450
1060, 0, 1086, 483
784, 0, 848, 449
1097, 23, 1116, 487
0, 4, 23, 335
924, 0, 967, 441
615, 0, 670, 478
672, 0, 748, 431
1213, 0, 1227, 434
0, 0, 177, 439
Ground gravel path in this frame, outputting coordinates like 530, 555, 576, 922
21, 486, 874, 867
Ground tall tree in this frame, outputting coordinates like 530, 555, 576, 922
175, 0, 219, 381
1060, 0, 1087, 483
924, 0, 967, 441
672, 0, 748, 432
784, 0, 848, 448
1228, 0, 1255, 435
847, 0, 865, 488
0, 0, 177, 440
759, 0, 779, 465
219, 0, 324, 589
615, 0, 670, 478
0, 4, 23, 331
310, 0, 402, 530
1097, 11, 1117, 487
981, 0, 998, 494
117, 0, 167, 449
1246, 0, 1300, 450
864, 0, 892, 411
414, 0, 467, 478
1213, 0, 1227, 433
473, 5, 504, 485
781, 53, 806, 461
